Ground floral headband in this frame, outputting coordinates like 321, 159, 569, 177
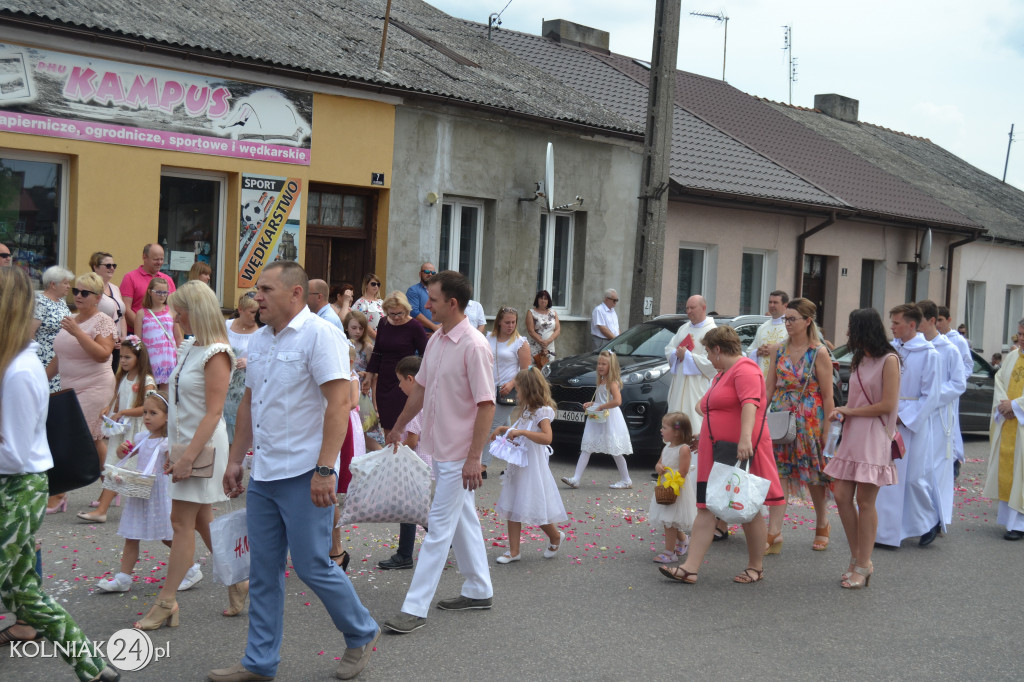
145, 390, 169, 408
124, 334, 143, 352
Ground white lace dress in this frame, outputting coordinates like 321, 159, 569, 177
167, 339, 233, 504
647, 443, 697, 531
117, 431, 173, 542
580, 384, 633, 455
495, 406, 568, 525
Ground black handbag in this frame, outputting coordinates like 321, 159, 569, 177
46, 389, 101, 495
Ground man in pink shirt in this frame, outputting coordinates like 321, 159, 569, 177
120, 243, 176, 332
383, 271, 495, 634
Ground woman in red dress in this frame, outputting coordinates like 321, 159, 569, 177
660, 325, 784, 584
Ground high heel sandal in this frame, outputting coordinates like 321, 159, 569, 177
133, 599, 179, 630
841, 556, 857, 583
841, 564, 873, 589
812, 523, 831, 551
331, 551, 350, 573
223, 581, 249, 617
765, 532, 783, 555
45, 497, 68, 514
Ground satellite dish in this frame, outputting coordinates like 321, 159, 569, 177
918, 228, 932, 270
545, 143, 554, 212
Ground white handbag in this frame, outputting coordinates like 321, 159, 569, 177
767, 411, 797, 444
705, 460, 771, 524
338, 444, 432, 527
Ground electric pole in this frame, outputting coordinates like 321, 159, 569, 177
629, 0, 680, 327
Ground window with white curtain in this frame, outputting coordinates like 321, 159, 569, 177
439, 200, 483, 295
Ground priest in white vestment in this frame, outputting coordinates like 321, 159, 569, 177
875, 305, 942, 547
746, 291, 789, 376
983, 322, 1024, 541
665, 295, 717, 435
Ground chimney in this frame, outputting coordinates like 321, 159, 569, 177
542, 19, 610, 53
814, 94, 859, 123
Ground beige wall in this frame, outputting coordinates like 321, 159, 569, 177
662, 201, 961, 342
953, 239, 1024, 354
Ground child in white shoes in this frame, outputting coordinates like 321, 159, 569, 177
96, 391, 201, 593
562, 351, 633, 489
649, 412, 697, 563
491, 368, 567, 563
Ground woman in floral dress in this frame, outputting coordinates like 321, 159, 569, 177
765, 298, 835, 554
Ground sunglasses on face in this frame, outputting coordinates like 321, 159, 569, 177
72, 288, 98, 297
606, 297, 619, 303
421, 270, 437, 275
101, 263, 117, 270
369, 281, 381, 287
0, 252, 11, 259
244, 291, 257, 299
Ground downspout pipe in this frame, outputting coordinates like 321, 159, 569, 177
944, 231, 981, 309
794, 211, 838, 296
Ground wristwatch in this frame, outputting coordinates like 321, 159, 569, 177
315, 465, 335, 477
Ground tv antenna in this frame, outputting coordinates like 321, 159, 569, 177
690, 10, 729, 81
1004, 123, 1015, 183
782, 25, 797, 104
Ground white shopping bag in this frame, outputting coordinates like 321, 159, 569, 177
209, 507, 249, 585
705, 460, 770, 525
338, 444, 432, 527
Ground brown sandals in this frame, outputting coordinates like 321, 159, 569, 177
659, 565, 698, 584
733, 567, 764, 584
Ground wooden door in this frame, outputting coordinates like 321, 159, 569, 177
802, 254, 827, 327
330, 237, 366, 291
305, 236, 330, 282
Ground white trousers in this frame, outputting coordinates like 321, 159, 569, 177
401, 459, 493, 618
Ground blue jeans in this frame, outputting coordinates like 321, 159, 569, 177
242, 472, 377, 677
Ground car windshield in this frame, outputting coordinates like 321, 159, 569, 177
833, 344, 853, 362
605, 323, 676, 357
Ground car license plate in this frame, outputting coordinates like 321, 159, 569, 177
556, 409, 587, 423
841, 382, 848, 392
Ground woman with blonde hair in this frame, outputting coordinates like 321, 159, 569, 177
365, 291, 427, 436
45, 272, 116, 514
134, 281, 238, 629
353, 273, 385, 339
224, 290, 259, 442
483, 306, 531, 475
0, 266, 120, 681
764, 297, 835, 554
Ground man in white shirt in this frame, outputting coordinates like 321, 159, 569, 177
383, 271, 495, 634
937, 305, 972, 476
918, 300, 966, 536
590, 289, 620, 350
747, 290, 789, 376
212, 262, 378, 682
307, 278, 345, 331
664, 295, 717, 436
875, 303, 942, 549
465, 298, 487, 333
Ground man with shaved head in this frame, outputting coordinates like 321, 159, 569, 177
307, 278, 344, 331
664, 295, 717, 437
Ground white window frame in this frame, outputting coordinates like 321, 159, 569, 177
0, 148, 70, 278
1004, 285, 1023, 348
676, 244, 709, 314
537, 211, 574, 313
439, 198, 484, 297
965, 280, 986, 351
160, 167, 227, 302
740, 249, 774, 316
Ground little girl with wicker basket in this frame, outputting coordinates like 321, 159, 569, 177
650, 412, 697, 564
95, 390, 174, 593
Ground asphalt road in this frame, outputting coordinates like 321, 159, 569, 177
3, 435, 1018, 681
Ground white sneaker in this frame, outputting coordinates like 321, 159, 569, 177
544, 531, 566, 559
96, 573, 132, 593
561, 477, 579, 489
178, 563, 203, 591
609, 480, 633, 489
496, 551, 521, 564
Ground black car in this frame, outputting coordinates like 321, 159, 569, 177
832, 343, 995, 432
543, 314, 769, 460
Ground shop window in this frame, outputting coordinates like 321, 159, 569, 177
676, 247, 706, 314
158, 171, 225, 297
0, 153, 67, 286
440, 200, 483, 295
536, 212, 573, 309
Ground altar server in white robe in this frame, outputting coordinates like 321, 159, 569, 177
918, 300, 966, 529
983, 320, 1024, 541
875, 304, 942, 548
938, 306, 972, 470
746, 290, 789, 376
664, 295, 716, 435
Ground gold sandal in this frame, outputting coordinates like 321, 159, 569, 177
765, 532, 783, 555
133, 599, 179, 630
223, 581, 249, 617
812, 524, 830, 551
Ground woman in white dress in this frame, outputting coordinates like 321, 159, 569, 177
134, 281, 236, 631
483, 306, 531, 476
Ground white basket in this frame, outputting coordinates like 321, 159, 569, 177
102, 438, 160, 499
100, 415, 129, 438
